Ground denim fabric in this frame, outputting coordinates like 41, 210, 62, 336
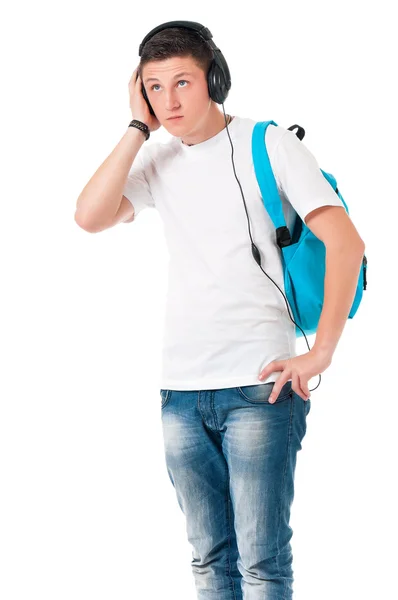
160, 380, 311, 600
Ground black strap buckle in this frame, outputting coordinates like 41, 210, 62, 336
276, 226, 292, 249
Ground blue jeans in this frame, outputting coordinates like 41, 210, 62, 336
160, 380, 311, 600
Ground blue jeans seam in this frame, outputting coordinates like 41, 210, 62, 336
210, 389, 221, 431
277, 394, 294, 600
225, 470, 238, 600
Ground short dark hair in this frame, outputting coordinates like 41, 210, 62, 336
138, 27, 214, 81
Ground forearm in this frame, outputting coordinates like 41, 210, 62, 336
312, 243, 365, 360
74, 126, 146, 228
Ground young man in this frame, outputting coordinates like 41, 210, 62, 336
75, 25, 365, 600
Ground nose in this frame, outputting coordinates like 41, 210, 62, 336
164, 91, 181, 112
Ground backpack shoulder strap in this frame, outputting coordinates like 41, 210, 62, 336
252, 120, 287, 232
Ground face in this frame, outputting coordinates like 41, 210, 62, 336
141, 56, 212, 135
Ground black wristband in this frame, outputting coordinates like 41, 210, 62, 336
128, 119, 150, 141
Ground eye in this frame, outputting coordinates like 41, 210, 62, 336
151, 80, 188, 91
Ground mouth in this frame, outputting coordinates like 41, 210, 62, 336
167, 116, 183, 120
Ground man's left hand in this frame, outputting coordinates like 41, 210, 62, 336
258, 350, 332, 403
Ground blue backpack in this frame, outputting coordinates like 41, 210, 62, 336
252, 120, 367, 338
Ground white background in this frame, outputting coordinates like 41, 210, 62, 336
1, 2, 396, 599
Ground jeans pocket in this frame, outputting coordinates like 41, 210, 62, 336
237, 380, 292, 404
160, 389, 171, 408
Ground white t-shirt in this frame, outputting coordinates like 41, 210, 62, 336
123, 115, 345, 390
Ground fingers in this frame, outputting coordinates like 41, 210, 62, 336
129, 66, 141, 86
292, 372, 309, 401
258, 359, 286, 381
268, 372, 311, 404
269, 375, 289, 404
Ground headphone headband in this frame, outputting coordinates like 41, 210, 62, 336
138, 21, 213, 56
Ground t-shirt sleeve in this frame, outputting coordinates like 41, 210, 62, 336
122, 146, 155, 219
272, 129, 345, 224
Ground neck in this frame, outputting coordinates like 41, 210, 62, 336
180, 108, 234, 146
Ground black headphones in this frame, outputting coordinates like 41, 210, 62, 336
138, 20, 321, 393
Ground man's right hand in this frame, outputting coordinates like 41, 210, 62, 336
129, 66, 161, 132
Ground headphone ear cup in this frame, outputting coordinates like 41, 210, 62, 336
141, 83, 149, 103
141, 82, 156, 117
207, 60, 230, 105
